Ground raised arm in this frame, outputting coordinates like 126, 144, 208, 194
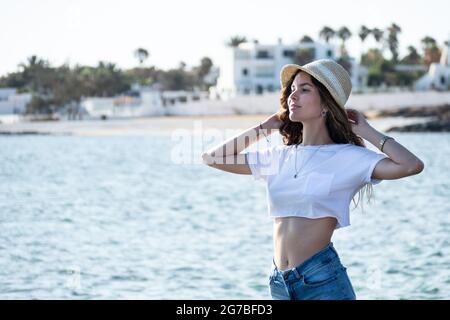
347, 108, 425, 180
201, 113, 283, 174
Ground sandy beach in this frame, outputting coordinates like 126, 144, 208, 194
1, 91, 448, 135
0, 113, 433, 136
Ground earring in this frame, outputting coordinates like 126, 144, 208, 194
321, 110, 327, 117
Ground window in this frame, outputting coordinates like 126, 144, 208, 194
283, 50, 295, 57
327, 50, 333, 57
242, 68, 249, 76
255, 67, 274, 78
256, 85, 263, 94
256, 50, 272, 59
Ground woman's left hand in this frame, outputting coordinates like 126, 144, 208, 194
345, 108, 371, 137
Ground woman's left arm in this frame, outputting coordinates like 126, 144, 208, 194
347, 108, 425, 180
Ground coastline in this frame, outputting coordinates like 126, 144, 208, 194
366, 104, 450, 132
1, 90, 449, 135
0, 112, 438, 136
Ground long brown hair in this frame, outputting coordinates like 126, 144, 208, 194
276, 70, 375, 212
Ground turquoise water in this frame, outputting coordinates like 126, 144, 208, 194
0, 132, 449, 299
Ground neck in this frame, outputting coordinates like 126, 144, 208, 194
300, 121, 334, 146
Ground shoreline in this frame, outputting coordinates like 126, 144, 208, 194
366, 104, 450, 132
0, 105, 448, 136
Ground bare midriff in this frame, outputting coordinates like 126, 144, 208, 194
273, 216, 337, 271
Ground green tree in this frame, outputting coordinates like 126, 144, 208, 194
190, 57, 214, 90
134, 48, 149, 65
299, 35, 314, 43
226, 35, 247, 47
18, 55, 57, 114
319, 26, 335, 43
337, 26, 352, 57
0, 71, 27, 89
358, 25, 371, 60
387, 23, 402, 63
197, 57, 213, 79
91, 61, 129, 97
421, 36, 441, 67
18, 55, 52, 93
125, 66, 158, 86
178, 61, 187, 70
361, 48, 392, 86
400, 46, 421, 65
294, 48, 315, 65
358, 25, 371, 43
160, 69, 194, 91
371, 28, 384, 44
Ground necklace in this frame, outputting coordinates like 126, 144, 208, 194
293, 144, 324, 178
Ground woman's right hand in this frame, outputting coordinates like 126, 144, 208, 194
261, 112, 283, 130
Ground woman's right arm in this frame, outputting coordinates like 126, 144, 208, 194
201, 113, 283, 175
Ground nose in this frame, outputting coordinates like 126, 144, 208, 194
290, 92, 298, 103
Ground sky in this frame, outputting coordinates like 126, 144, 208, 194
0, 0, 449, 77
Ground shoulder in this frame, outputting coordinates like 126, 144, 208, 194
266, 144, 292, 155
344, 144, 383, 157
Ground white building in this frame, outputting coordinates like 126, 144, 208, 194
80, 84, 213, 119
211, 39, 368, 100
415, 36, 450, 91
81, 84, 166, 119
0, 88, 32, 123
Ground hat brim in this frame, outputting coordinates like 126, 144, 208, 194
280, 64, 306, 89
280, 64, 345, 109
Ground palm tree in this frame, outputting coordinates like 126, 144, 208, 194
387, 23, 402, 63
421, 36, 437, 49
421, 36, 441, 67
358, 25, 371, 61
134, 48, 149, 65
300, 35, 314, 43
400, 45, 421, 65
226, 35, 247, 48
319, 26, 335, 43
294, 48, 315, 66
198, 57, 213, 78
370, 28, 386, 56
18, 55, 51, 93
337, 26, 352, 57
371, 28, 384, 44
178, 61, 187, 70
358, 25, 371, 43
19, 55, 49, 70
196, 57, 214, 90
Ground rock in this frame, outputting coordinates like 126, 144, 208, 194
365, 104, 450, 132
0, 131, 53, 135
387, 119, 450, 132
364, 104, 450, 119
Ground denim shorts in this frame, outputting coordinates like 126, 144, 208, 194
269, 242, 356, 300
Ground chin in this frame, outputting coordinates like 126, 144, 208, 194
289, 115, 302, 122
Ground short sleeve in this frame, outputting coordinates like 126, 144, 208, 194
245, 145, 283, 181
361, 149, 389, 185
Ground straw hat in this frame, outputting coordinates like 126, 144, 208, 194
280, 59, 352, 110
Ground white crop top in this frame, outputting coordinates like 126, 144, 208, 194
245, 143, 388, 229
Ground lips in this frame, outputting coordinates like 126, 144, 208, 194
289, 104, 301, 110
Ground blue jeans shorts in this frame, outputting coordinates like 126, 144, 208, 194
269, 242, 356, 300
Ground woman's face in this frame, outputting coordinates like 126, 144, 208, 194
287, 71, 323, 122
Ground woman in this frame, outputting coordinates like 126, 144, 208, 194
201, 59, 424, 300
